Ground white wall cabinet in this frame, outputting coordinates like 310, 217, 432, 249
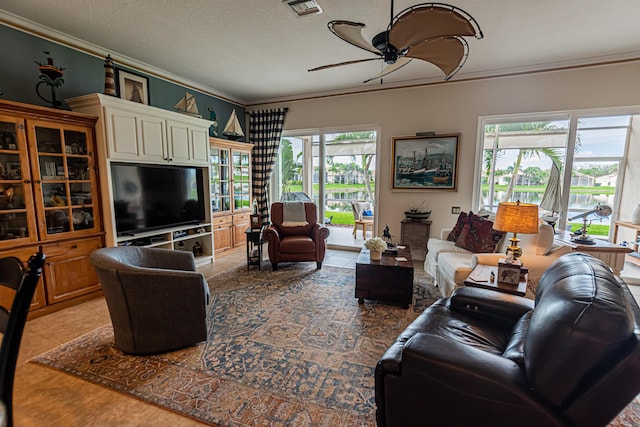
71, 94, 211, 167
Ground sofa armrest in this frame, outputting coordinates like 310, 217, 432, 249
141, 247, 197, 271
263, 225, 280, 244
472, 252, 503, 268
450, 286, 534, 324
311, 223, 330, 242
440, 228, 453, 240
376, 333, 559, 427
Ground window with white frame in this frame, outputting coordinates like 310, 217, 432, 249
474, 111, 633, 239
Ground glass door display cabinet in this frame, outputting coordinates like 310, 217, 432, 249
0, 115, 36, 245
0, 99, 104, 318
28, 121, 100, 239
210, 145, 231, 215
210, 138, 253, 254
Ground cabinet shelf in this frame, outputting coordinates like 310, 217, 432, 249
116, 223, 213, 266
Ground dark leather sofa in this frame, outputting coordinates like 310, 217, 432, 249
375, 252, 640, 427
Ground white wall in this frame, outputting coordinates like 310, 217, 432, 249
251, 61, 640, 238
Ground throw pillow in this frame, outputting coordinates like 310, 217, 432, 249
455, 216, 505, 253
447, 211, 489, 242
362, 209, 373, 217
447, 211, 470, 242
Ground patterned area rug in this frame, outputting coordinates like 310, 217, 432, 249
32, 264, 439, 426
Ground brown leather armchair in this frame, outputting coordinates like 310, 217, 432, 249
376, 252, 640, 427
264, 202, 330, 271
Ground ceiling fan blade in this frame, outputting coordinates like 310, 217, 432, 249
404, 37, 468, 79
389, 4, 481, 51
309, 57, 380, 72
328, 21, 382, 55
363, 57, 412, 83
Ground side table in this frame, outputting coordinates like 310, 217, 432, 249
464, 264, 527, 296
555, 230, 631, 274
400, 219, 431, 261
245, 225, 265, 270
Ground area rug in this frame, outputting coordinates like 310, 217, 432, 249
32, 264, 439, 426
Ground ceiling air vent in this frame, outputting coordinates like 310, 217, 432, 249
283, 0, 323, 17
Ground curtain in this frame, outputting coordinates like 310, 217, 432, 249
249, 108, 288, 224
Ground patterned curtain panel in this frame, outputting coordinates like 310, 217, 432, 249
249, 108, 288, 224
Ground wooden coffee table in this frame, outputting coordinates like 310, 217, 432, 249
464, 264, 527, 296
355, 246, 414, 308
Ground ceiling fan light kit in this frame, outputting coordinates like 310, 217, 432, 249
309, 2, 483, 83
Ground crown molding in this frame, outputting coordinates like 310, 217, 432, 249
246, 54, 640, 106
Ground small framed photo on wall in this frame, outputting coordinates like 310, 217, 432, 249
116, 69, 149, 105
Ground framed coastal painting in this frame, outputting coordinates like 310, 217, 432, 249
391, 134, 460, 191
116, 69, 149, 105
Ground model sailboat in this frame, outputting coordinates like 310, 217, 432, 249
222, 109, 244, 140
174, 93, 201, 118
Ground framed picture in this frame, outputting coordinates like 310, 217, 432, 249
6, 162, 21, 179
250, 214, 261, 230
498, 260, 521, 285
116, 69, 149, 105
391, 134, 460, 191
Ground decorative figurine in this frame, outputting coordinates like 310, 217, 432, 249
104, 54, 116, 96
175, 93, 201, 117
208, 107, 219, 137
192, 241, 203, 257
34, 51, 65, 108
383, 225, 394, 247
222, 109, 245, 140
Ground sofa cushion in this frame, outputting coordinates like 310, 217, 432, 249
518, 222, 555, 255
455, 216, 504, 253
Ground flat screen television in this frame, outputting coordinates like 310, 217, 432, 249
111, 163, 206, 236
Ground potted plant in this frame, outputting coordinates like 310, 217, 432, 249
364, 237, 387, 260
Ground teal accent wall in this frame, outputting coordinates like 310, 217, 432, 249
0, 23, 245, 139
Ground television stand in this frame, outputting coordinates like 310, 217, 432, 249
116, 223, 213, 266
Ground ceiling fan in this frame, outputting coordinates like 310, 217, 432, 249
309, 1, 483, 83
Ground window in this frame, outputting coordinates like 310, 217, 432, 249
272, 128, 378, 247
474, 111, 634, 239
476, 116, 569, 212
565, 116, 629, 237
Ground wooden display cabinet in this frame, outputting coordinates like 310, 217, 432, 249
210, 138, 253, 255
0, 100, 104, 318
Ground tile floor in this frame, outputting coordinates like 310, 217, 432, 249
12, 247, 366, 426
11, 246, 640, 426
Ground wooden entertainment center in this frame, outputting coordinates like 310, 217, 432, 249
1, 95, 251, 317
67, 94, 216, 266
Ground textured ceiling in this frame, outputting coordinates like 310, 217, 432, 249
2, 0, 640, 105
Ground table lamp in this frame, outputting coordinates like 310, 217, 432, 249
493, 200, 539, 263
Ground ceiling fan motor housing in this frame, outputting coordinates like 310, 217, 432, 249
372, 31, 399, 64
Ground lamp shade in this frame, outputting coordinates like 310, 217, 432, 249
493, 201, 539, 234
